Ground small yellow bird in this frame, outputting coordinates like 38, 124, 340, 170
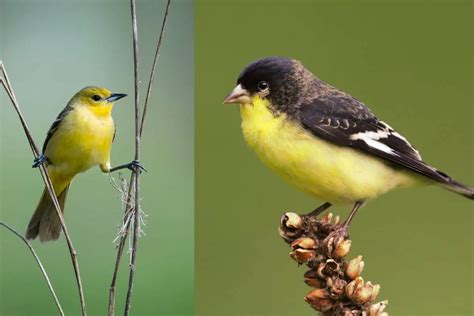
224, 57, 473, 229
26, 86, 131, 242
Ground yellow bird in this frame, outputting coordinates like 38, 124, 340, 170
26, 86, 130, 242
224, 57, 473, 229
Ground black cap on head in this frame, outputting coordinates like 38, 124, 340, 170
235, 56, 310, 111
237, 57, 294, 94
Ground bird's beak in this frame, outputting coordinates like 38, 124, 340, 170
223, 84, 251, 104
106, 93, 127, 102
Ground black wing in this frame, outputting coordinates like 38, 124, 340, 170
42, 106, 73, 153
297, 94, 454, 185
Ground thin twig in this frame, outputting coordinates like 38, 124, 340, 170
108, 173, 135, 316
0, 62, 87, 316
139, 0, 171, 137
107, 1, 171, 315
0, 221, 65, 316
123, 0, 141, 314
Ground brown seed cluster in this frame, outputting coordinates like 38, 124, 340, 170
279, 211, 388, 316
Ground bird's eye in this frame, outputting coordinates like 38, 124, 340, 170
257, 81, 269, 92
91, 95, 101, 101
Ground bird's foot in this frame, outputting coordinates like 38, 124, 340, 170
32, 154, 48, 168
304, 202, 332, 219
110, 160, 147, 173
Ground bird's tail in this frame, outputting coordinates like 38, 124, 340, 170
26, 183, 70, 242
441, 177, 474, 200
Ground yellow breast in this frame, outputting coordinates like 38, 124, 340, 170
240, 97, 418, 204
45, 105, 114, 178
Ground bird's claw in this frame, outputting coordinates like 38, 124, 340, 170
127, 160, 147, 173
110, 160, 147, 173
32, 155, 48, 168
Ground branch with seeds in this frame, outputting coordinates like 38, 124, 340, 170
279, 211, 388, 315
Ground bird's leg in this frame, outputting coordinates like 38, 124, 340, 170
342, 200, 365, 229
324, 201, 365, 251
304, 202, 332, 218
320, 201, 365, 258
32, 154, 48, 168
109, 160, 147, 173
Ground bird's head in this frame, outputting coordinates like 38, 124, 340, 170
71, 86, 127, 116
223, 56, 306, 111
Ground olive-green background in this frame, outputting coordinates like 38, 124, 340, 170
196, 1, 472, 315
0, 0, 193, 315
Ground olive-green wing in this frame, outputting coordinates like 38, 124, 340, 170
42, 106, 73, 153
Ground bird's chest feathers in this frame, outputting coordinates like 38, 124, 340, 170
47, 106, 114, 174
67, 106, 114, 146
240, 98, 312, 173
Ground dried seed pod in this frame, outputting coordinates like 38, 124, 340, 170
333, 236, 351, 259
346, 277, 380, 304
306, 298, 333, 312
369, 283, 381, 302
326, 277, 346, 298
325, 236, 335, 256
304, 276, 324, 288
368, 300, 388, 316
316, 259, 340, 278
282, 212, 303, 230
345, 255, 365, 280
304, 270, 324, 288
290, 248, 316, 264
306, 288, 330, 300
333, 215, 340, 225
279, 212, 304, 241
320, 212, 333, 224
345, 277, 363, 301
304, 289, 333, 312
355, 284, 373, 303
291, 237, 317, 250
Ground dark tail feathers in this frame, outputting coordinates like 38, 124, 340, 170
25, 184, 69, 242
436, 168, 474, 200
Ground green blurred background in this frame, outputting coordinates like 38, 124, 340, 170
0, 0, 193, 315
196, 1, 472, 315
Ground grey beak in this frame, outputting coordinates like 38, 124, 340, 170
106, 93, 127, 102
223, 84, 251, 104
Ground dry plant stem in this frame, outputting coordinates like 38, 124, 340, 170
108, 173, 135, 316
139, 0, 171, 137
107, 1, 171, 315
0, 63, 87, 316
0, 221, 65, 316
123, 0, 141, 314
124, 0, 144, 315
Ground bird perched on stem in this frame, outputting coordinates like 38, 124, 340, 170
224, 57, 473, 231
26, 86, 142, 242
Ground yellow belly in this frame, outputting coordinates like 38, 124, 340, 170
240, 97, 418, 204
45, 106, 114, 182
